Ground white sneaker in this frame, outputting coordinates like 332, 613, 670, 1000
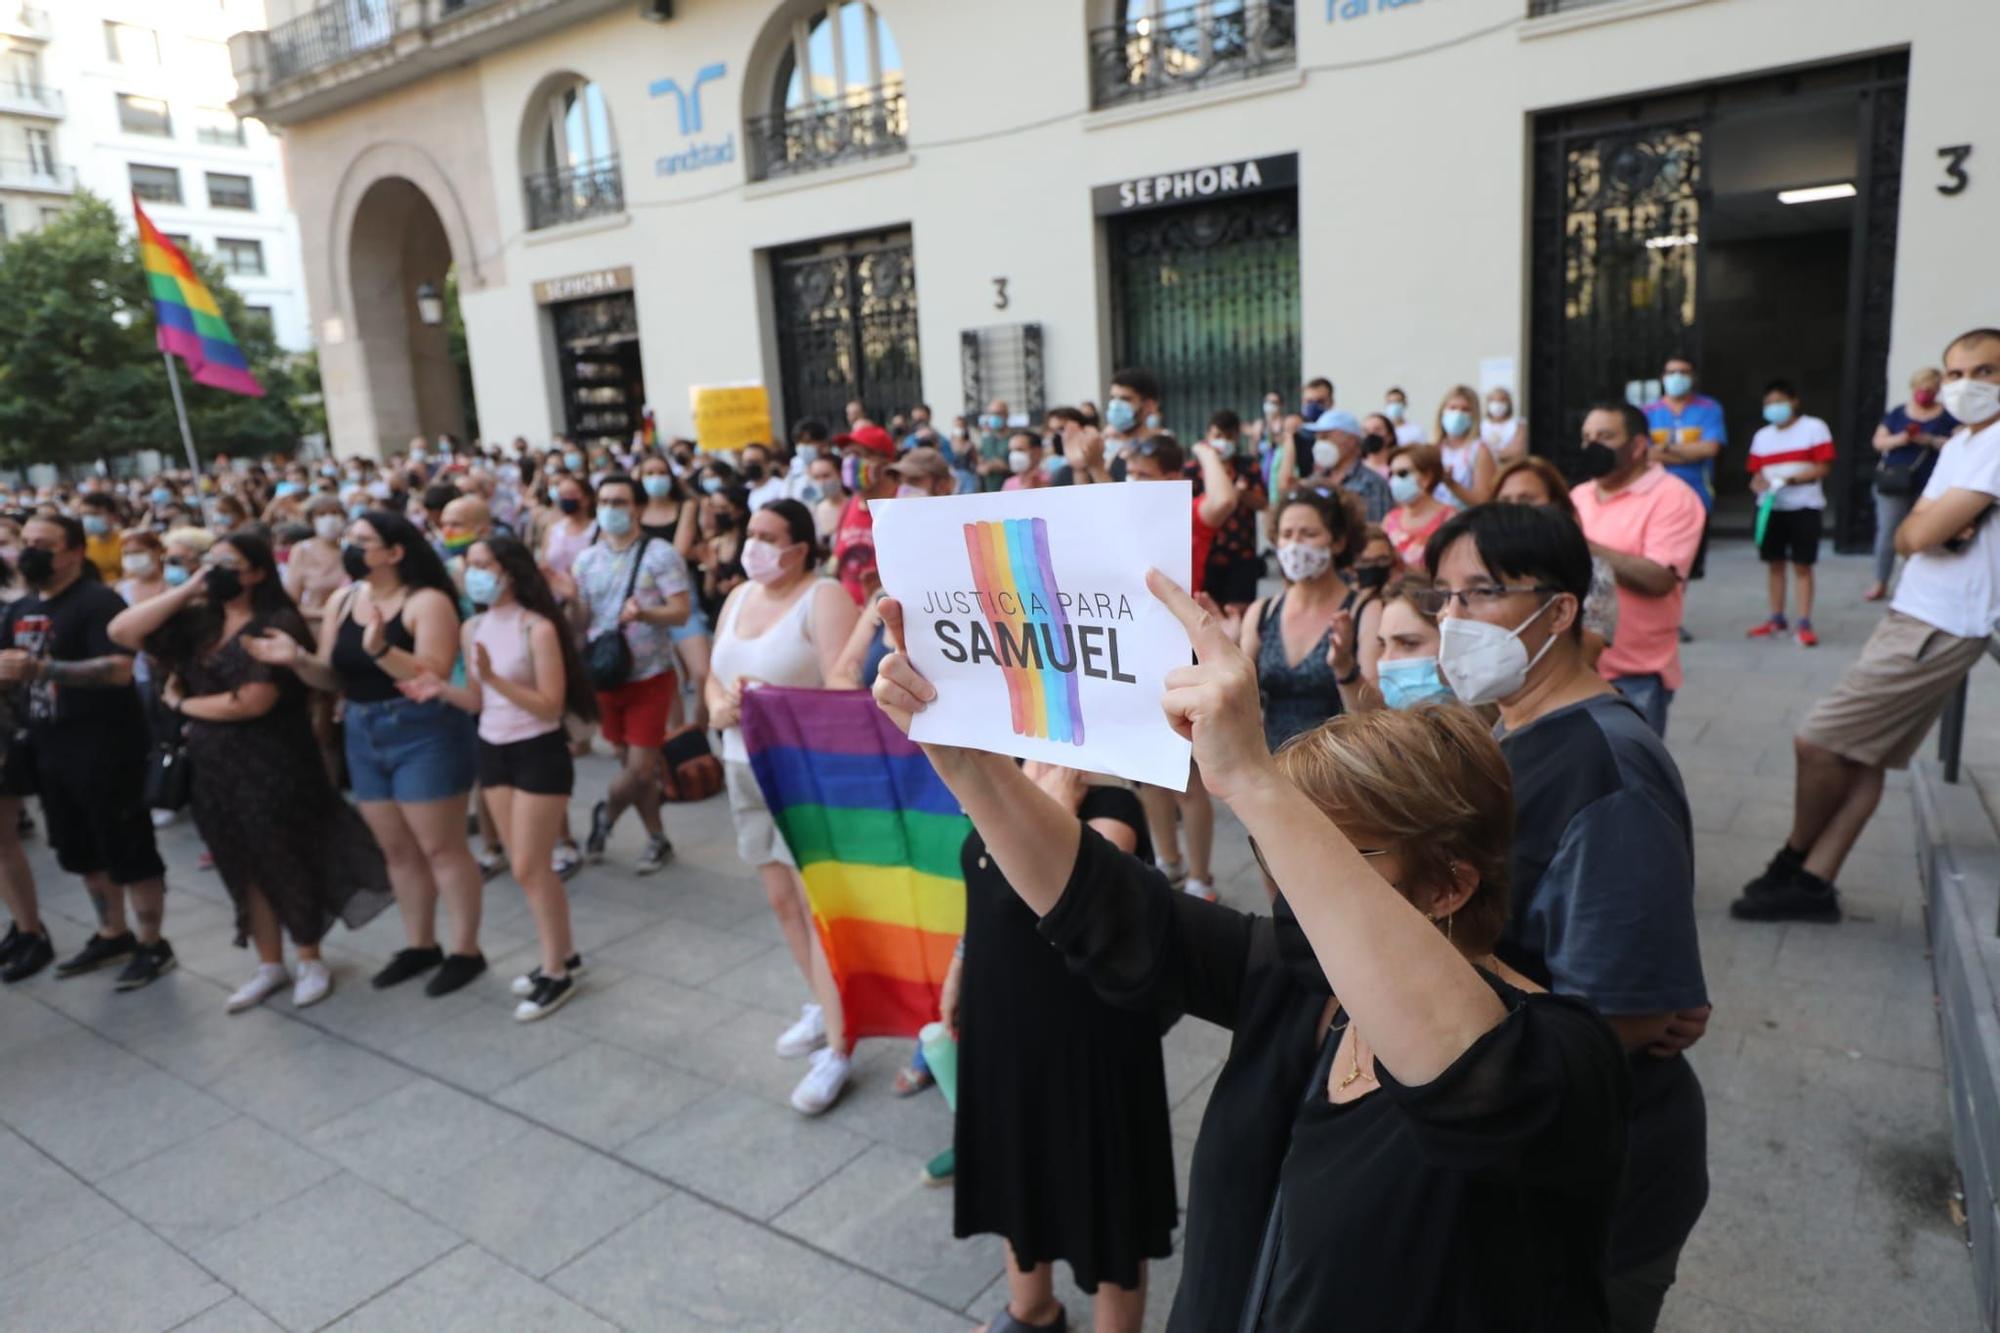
1184, 877, 1217, 903
226, 963, 288, 1014
292, 959, 333, 1008
149, 808, 176, 829
551, 843, 582, 880
774, 1003, 826, 1059
790, 1046, 851, 1116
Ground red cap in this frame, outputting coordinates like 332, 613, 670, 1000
834, 424, 896, 458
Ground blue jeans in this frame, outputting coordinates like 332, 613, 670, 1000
1612, 674, 1674, 738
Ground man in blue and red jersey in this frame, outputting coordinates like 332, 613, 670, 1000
1644, 354, 1728, 586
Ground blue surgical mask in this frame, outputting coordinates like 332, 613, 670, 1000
1104, 398, 1137, 433
82, 515, 110, 536
1663, 372, 1694, 398
1040, 453, 1067, 480
1763, 401, 1795, 427
1378, 657, 1455, 710
164, 563, 190, 588
700, 476, 724, 496
1145, 412, 1163, 430
980, 414, 1005, 431
275, 481, 303, 497
547, 486, 562, 504
150, 488, 173, 506
642, 475, 673, 498
464, 567, 501, 607
564, 452, 586, 472
794, 444, 820, 466
598, 506, 633, 536
1389, 473, 1424, 505
1442, 408, 1474, 438
348, 503, 369, 519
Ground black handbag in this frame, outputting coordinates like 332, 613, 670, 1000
144, 731, 193, 811
1874, 463, 1920, 497
584, 536, 652, 692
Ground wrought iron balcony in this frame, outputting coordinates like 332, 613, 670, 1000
524, 157, 624, 230
0, 159, 73, 194
0, 83, 61, 118
746, 85, 908, 183
267, 0, 400, 82
1088, 0, 1295, 110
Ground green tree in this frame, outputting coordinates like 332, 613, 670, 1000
0, 193, 316, 471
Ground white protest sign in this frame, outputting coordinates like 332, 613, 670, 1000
872, 483, 1194, 791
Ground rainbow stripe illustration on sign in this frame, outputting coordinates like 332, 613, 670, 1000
961, 518, 1085, 746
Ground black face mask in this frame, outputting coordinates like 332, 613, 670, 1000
1361, 432, 1390, 458
557, 497, 582, 515
16, 546, 54, 588
205, 566, 244, 603
1271, 891, 1333, 997
1354, 562, 1392, 592
743, 464, 767, 482
1577, 442, 1621, 480
340, 544, 372, 581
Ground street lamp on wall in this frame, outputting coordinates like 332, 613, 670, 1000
415, 280, 444, 327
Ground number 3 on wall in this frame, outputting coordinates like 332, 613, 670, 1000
1938, 145, 1971, 197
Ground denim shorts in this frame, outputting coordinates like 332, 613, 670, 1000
344, 697, 476, 804
669, 605, 711, 643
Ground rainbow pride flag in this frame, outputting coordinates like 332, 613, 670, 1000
741, 686, 968, 1041
134, 196, 263, 398
963, 517, 1085, 745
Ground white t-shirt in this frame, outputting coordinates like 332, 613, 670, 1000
1747, 415, 1835, 511
1394, 421, 1428, 446
1892, 418, 2000, 639
746, 475, 788, 512
1481, 417, 1522, 456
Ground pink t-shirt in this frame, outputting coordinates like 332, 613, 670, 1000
1572, 466, 1706, 690
472, 602, 561, 745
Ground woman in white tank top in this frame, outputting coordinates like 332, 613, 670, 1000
706, 499, 861, 1116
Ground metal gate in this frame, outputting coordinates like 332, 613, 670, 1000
552, 293, 642, 451
771, 228, 921, 431
1107, 190, 1299, 438
1528, 119, 1705, 477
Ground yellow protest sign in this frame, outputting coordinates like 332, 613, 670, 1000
690, 385, 774, 452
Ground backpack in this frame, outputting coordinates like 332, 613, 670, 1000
658, 724, 723, 802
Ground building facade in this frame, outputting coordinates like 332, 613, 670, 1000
231, 0, 1999, 548
1, 0, 311, 351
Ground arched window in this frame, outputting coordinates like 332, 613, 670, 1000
523, 76, 623, 230
749, 3, 907, 181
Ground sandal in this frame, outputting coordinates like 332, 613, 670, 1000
892, 1062, 935, 1097
987, 1307, 1068, 1332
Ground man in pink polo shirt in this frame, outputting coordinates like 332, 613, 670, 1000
1571, 401, 1707, 737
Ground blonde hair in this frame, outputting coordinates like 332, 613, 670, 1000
1911, 366, 1943, 390
163, 526, 216, 556
1274, 703, 1513, 955
1435, 384, 1480, 440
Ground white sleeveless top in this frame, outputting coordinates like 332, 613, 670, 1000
709, 580, 825, 763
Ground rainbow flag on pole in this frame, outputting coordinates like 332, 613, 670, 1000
134, 196, 263, 398
740, 686, 968, 1041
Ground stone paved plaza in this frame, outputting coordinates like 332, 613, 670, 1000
0, 539, 1988, 1332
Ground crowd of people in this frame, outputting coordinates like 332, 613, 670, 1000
0, 325, 1996, 1331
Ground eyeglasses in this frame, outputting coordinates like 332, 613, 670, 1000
1412, 584, 1560, 616
1249, 835, 1386, 882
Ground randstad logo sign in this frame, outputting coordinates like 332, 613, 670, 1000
651, 63, 735, 176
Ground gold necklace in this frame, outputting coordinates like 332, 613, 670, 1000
1338, 1029, 1375, 1090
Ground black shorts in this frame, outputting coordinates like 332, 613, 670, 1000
1208, 555, 1266, 607
476, 730, 574, 797
1758, 507, 1823, 567
36, 729, 166, 883
0, 731, 37, 798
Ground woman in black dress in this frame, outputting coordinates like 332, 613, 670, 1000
948, 763, 1174, 1333
110, 532, 391, 1012
872, 576, 1631, 1331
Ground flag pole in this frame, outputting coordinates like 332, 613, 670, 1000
161, 351, 206, 520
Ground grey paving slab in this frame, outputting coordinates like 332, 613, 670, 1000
5, 1058, 235, 1183
98, 1114, 340, 1250
384, 1001, 590, 1096
193, 1173, 460, 1333
170, 1297, 287, 1333
782, 1269, 972, 1332
425, 1126, 669, 1278
548, 1192, 858, 1330
774, 1142, 1004, 1309
617, 1086, 872, 1220
698, 939, 820, 1016
545, 971, 745, 1065
6, 1219, 229, 1333
493, 1039, 714, 1152
325, 1243, 617, 1333
206, 1030, 416, 1133
593, 916, 775, 986
305, 1078, 533, 1205
0, 1126, 129, 1279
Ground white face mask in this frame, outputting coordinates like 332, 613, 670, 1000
1276, 541, 1332, 583
314, 514, 345, 542
1311, 440, 1339, 471
742, 537, 790, 585
1007, 449, 1032, 475
1941, 377, 2000, 426
1487, 399, 1509, 420
1437, 597, 1561, 706
1384, 402, 1406, 423
122, 553, 156, 576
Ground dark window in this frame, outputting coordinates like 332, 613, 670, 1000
240, 304, 274, 336
128, 163, 182, 204
216, 237, 264, 276
206, 172, 254, 210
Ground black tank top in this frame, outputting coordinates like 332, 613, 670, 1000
330, 594, 417, 703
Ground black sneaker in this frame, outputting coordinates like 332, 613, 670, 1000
1740, 844, 1806, 902
55, 931, 138, 978
371, 945, 444, 989
114, 939, 177, 991
16, 808, 32, 839
1730, 867, 1842, 924
511, 955, 585, 996
513, 972, 576, 1022
584, 800, 613, 864
424, 952, 488, 997
0, 922, 20, 965
1, 929, 53, 983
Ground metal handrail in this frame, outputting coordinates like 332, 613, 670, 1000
267, 0, 399, 82
746, 84, 907, 182
1938, 636, 2000, 785
0, 158, 73, 188
523, 157, 624, 230
1087, 0, 1296, 110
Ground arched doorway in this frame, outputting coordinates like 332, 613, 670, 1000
344, 175, 470, 453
